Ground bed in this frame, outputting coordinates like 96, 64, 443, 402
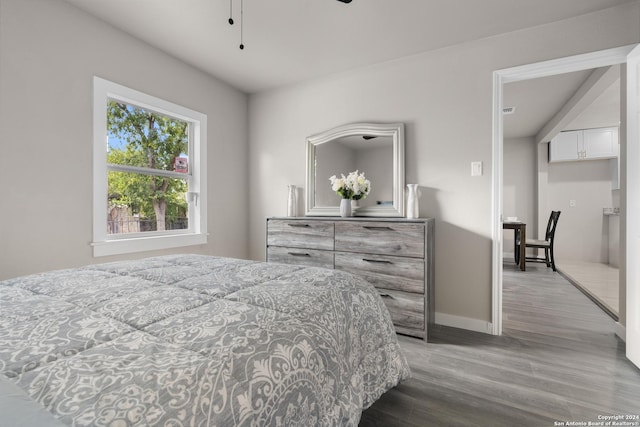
0, 254, 410, 426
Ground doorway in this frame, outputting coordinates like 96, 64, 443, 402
491, 44, 640, 368
503, 67, 622, 319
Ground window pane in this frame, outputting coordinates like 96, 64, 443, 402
107, 100, 189, 174
107, 171, 188, 234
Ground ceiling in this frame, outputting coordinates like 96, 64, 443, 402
504, 67, 621, 140
503, 70, 592, 140
565, 76, 620, 130
61, 0, 632, 94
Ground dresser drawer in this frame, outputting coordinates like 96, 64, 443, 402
335, 222, 425, 258
266, 217, 433, 341
267, 246, 334, 269
267, 219, 334, 251
377, 289, 425, 334
335, 252, 424, 294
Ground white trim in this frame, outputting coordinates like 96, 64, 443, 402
107, 164, 191, 179
625, 44, 640, 368
492, 71, 505, 336
305, 122, 405, 217
492, 45, 637, 336
92, 76, 208, 257
498, 45, 636, 84
435, 312, 493, 335
92, 233, 207, 257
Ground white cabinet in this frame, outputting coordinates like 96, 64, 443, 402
584, 127, 619, 159
549, 127, 619, 162
550, 131, 582, 161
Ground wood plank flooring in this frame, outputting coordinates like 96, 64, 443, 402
360, 262, 640, 427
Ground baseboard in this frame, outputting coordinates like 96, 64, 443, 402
435, 312, 493, 334
435, 314, 625, 338
615, 322, 626, 342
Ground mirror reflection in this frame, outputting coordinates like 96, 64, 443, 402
305, 122, 405, 217
315, 135, 393, 208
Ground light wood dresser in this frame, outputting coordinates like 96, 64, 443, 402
266, 217, 434, 340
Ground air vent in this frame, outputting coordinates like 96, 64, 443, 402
503, 106, 516, 115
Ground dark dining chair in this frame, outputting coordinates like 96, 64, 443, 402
523, 210, 561, 271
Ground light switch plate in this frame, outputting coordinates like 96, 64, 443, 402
471, 161, 483, 177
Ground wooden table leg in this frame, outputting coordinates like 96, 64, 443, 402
519, 225, 526, 271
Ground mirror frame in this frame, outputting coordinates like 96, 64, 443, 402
305, 122, 405, 217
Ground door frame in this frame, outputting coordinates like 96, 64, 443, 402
491, 44, 638, 336
624, 44, 640, 368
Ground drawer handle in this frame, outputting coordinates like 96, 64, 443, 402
379, 293, 395, 299
288, 252, 311, 257
288, 223, 310, 228
363, 226, 393, 231
363, 258, 392, 264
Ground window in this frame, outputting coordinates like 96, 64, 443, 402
92, 77, 207, 257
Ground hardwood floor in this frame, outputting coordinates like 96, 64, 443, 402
360, 262, 640, 426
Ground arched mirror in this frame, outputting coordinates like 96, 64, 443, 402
305, 122, 405, 217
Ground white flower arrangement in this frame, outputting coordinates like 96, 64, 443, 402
329, 170, 371, 200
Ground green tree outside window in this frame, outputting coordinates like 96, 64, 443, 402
107, 100, 189, 232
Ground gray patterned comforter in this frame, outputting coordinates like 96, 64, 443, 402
0, 254, 410, 426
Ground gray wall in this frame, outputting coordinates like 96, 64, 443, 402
547, 159, 614, 263
504, 138, 617, 265
247, 3, 640, 329
1, 0, 638, 331
0, 0, 249, 280
356, 145, 393, 208
315, 142, 355, 206
503, 137, 537, 258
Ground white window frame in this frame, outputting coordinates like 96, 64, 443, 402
92, 76, 207, 257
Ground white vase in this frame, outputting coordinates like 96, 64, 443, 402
351, 199, 358, 214
287, 185, 297, 217
406, 184, 419, 219
340, 198, 352, 217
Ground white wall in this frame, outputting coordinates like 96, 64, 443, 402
503, 137, 537, 258
547, 159, 614, 263
503, 137, 617, 266
0, 0, 249, 280
315, 142, 355, 206
356, 145, 393, 208
315, 141, 392, 208
504, 137, 617, 266
248, 3, 640, 327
